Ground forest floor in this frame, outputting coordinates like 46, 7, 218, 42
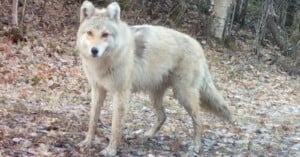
0, 1, 299, 157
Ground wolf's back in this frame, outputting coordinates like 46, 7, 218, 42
131, 25, 232, 121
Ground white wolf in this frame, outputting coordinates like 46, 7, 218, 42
76, 1, 232, 156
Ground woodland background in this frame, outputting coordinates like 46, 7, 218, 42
0, 0, 299, 156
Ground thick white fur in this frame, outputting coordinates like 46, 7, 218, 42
76, 1, 232, 156
107, 2, 121, 21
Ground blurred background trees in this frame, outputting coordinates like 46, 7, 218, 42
2, 0, 300, 74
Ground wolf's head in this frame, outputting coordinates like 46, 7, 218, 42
76, 1, 123, 58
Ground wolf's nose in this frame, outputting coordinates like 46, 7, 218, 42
91, 47, 98, 56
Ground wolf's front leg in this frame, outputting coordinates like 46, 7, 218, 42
78, 86, 107, 148
101, 90, 128, 156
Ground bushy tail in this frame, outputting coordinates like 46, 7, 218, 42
199, 69, 232, 121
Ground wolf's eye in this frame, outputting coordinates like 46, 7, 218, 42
87, 31, 93, 36
101, 32, 109, 38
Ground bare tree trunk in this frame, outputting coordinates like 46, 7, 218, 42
212, 0, 233, 39
235, 0, 248, 26
20, 0, 27, 25
12, 0, 19, 26
254, 0, 273, 54
229, 0, 236, 33
267, 16, 288, 50
279, 0, 288, 27
292, 9, 300, 31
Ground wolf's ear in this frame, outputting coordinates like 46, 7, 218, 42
107, 2, 121, 21
80, 1, 95, 23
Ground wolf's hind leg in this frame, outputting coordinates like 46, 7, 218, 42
78, 86, 106, 148
174, 86, 202, 153
144, 88, 167, 138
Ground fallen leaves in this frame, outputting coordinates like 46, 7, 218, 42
1, 36, 299, 156
0, 37, 12, 52
0, 0, 300, 156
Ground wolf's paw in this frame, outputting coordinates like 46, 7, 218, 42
77, 137, 92, 148
100, 146, 117, 156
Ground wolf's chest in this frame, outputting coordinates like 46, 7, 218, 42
83, 61, 115, 86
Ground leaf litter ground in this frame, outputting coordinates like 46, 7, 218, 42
0, 1, 299, 157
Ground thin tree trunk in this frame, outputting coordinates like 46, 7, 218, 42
292, 9, 300, 31
212, 0, 233, 39
235, 0, 249, 26
12, 0, 19, 26
20, 0, 27, 26
229, 0, 236, 33
279, 0, 288, 27
254, 0, 271, 54
267, 16, 288, 50
239, 0, 248, 26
